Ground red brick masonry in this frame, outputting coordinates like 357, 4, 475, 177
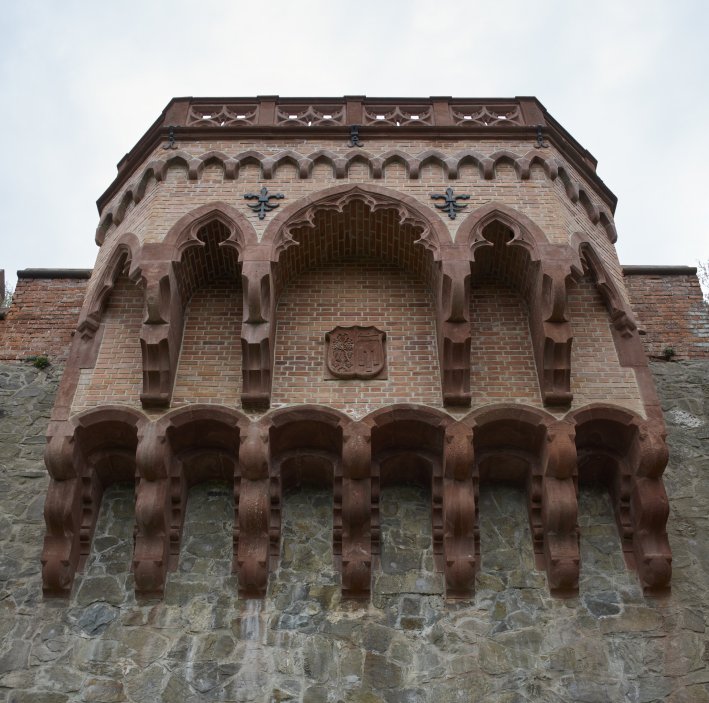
0, 269, 90, 361
623, 266, 709, 360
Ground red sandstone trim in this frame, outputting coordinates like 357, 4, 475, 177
97, 96, 616, 215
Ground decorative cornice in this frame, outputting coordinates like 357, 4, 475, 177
96, 96, 616, 214
96, 147, 617, 245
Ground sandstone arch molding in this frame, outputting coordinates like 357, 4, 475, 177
571, 234, 642, 362
42, 406, 146, 596
457, 202, 577, 406
569, 404, 672, 594
134, 202, 258, 407
570, 235, 665, 422
464, 404, 580, 596
267, 406, 349, 595
72, 232, 142, 372
362, 405, 478, 599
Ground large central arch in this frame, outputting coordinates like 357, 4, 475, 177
241, 184, 464, 408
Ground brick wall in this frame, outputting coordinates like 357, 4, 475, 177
469, 282, 540, 405
569, 276, 641, 410
73, 275, 143, 410
272, 261, 440, 414
623, 266, 709, 360
3, 265, 707, 409
172, 280, 243, 406
0, 269, 90, 362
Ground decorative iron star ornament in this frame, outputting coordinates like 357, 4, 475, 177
349, 125, 364, 147
535, 125, 549, 149
163, 126, 177, 150
431, 187, 470, 220
244, 187, 285, 219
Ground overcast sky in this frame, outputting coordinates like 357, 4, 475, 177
1, 0, 707, 290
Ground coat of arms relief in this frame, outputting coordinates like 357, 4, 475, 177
324, 326, 387, 380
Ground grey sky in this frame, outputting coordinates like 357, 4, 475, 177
1, 0, 707, 289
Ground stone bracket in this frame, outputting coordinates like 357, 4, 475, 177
442, 424, 477, 599
341, 422, 373, 598
236, 423, 271, 597
438, 258, 471, 406
241, 259, 275, 408
138, 262, 184, 408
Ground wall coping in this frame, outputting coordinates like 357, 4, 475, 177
17, 269, 93, 279
622, 265, 698, 276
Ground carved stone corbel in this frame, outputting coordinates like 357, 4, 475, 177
240, 256, 275, 408
438, 258, 471, 406
341, 422, 373, 598
541, 421, 579, 595
442, 423, 477, 599
133, 422, 179, 596
41, 424, 82, 596
630, 421, 672, 593
535, 262, 574, 405
138, 260, 184, 407
236, 423, 271, 597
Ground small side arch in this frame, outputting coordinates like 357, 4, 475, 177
136, 203, 257, 408
456, 201, 550, 256
77, 232, 141, 340
458, 204, 575, 406
162, 200, 259, 260
571, 233, 638, 339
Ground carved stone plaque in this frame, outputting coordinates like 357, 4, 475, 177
325, 326, 387, 380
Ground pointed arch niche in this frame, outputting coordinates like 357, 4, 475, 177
170, 218, 244, 405
458, 204, 576, 407
71, 236, 144, 411
265, 186, 447, 412
136, 202, 257, 408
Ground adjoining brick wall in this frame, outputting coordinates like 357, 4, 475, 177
623, 266, 709, 360
0, 269, 90, 362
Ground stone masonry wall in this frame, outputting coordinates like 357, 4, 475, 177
623, 267, 709, 361
0, 357, 707, 702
